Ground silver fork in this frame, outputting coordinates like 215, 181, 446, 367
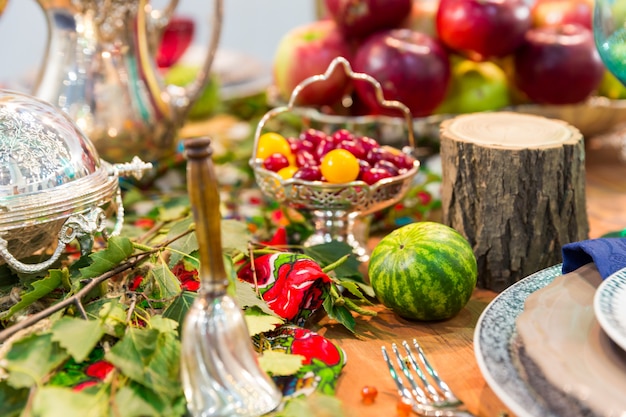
382, 339, 477, 417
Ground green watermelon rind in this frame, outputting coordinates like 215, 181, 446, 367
368, 221, 478, 321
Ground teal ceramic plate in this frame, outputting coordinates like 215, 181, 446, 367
594, 267, 626, 352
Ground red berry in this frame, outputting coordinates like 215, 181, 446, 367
417, 190, 432, 205
366, 147, 396, 165
85, 361, 115, 380
396, 396, 413, 417
361, 385, 378, 404
357, 135, 380, 152
73, 380, 99, 392
300, 128, 327, 146
290, 138, 315, 153
358, 159, 372, 180
375, 160, 400, 176
134, 218, 156, 229
315, 138, 335, 161
294, 165, 322, 181
263, 153, 290, 172
295, 150, 318, 167
362, 167, 394, 185
337, 139, 367, 160
393, 153, 415, 170
331, 128, 355, 144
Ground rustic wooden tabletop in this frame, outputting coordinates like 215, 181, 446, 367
324, 131, 626, 417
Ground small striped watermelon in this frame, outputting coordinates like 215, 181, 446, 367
368, 221, 477, 321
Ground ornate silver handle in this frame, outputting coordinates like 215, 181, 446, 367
252, 56, 417, 163
0, 207, 117, 274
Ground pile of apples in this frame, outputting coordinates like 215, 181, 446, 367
272, 0, 618, 118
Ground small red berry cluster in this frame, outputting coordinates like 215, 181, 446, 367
262, 128, 415, 185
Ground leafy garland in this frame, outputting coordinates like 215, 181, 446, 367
0, 95, 443, 416
0, 184, 375, 416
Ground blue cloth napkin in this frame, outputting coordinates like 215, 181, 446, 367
562, 238, 626, 279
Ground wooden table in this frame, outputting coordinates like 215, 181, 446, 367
320, 133, 626, 417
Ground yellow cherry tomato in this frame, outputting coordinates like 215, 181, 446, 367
257, 132, 292, 160
320, 149, 360, 183
277, 166, 298, 180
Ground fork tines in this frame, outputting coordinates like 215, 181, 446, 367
382, 338, 466, 416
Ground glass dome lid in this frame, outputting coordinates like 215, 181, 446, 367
0, 89, 152, 273
0, 90, 101, 196
0, 90, 117, 229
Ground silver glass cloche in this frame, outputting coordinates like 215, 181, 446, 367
0, 90, 151, 273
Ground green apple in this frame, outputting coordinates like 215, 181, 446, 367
435, 57, 511, 114
165, 64, 221, 120
612, 0, 626, 27
598, 69, 626, 100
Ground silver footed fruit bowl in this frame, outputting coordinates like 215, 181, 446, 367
250, 57, 420, 262
0, 90, 152, 274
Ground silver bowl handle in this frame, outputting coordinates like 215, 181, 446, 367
252, 56, 416, 162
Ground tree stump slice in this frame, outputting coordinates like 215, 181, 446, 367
439, 112, 589, 291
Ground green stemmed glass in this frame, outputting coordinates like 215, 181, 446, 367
593, 0, 626, 237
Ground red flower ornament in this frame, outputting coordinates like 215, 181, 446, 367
237, 253, 332, 324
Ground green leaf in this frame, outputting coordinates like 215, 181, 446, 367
148, 263, 182, 299
166, 217, 197, 267
79, 236, 134, 279
323, 297, 356, 334
149, 315, 179, 335
68, 255, 93, 291
166, 218, 249, 266
234, 278, 278, 317
121, 187, 146, 207
303, 242, 363, 282
112, 384, 161, 417
273, 393, 346, 417
106, 326, 181, 401
50, 317, 105, 363
32, 386, 107, 417
97, 299, 128, 338
221, 219, 251, 253
337, 280, 374, 301
113, 381, 187, 417
105, 328, 158, 379
162, 291, 197, 337
258, 350, 303, 377
4, 333, 70, 389
224, 254, 238, 296
158, 201, 189, 222
55, 267, 72, 290
0, 381, 29, 417
182, 252, 200, 271
0, 272, 62, 320
354, 281, 376, 298
244, 306, 283, 336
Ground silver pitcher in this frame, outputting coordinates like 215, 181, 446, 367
32, 0, 222, 164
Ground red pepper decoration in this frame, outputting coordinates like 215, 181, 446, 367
260, 226, 288, 247
237, 253, 332, 325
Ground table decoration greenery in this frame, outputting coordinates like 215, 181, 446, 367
0, 98, 441, 416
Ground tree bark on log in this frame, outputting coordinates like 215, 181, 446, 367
439, 112, 589, 291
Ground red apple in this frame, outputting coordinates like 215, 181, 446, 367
352, 28, 451, 117
531, 0, 593, 30
324, 0, 413, 39
436, 0, 532, 61
273, 20, 353, 106
513, 24, 605, 105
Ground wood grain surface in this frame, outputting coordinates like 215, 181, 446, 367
324, 133, 626, 417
